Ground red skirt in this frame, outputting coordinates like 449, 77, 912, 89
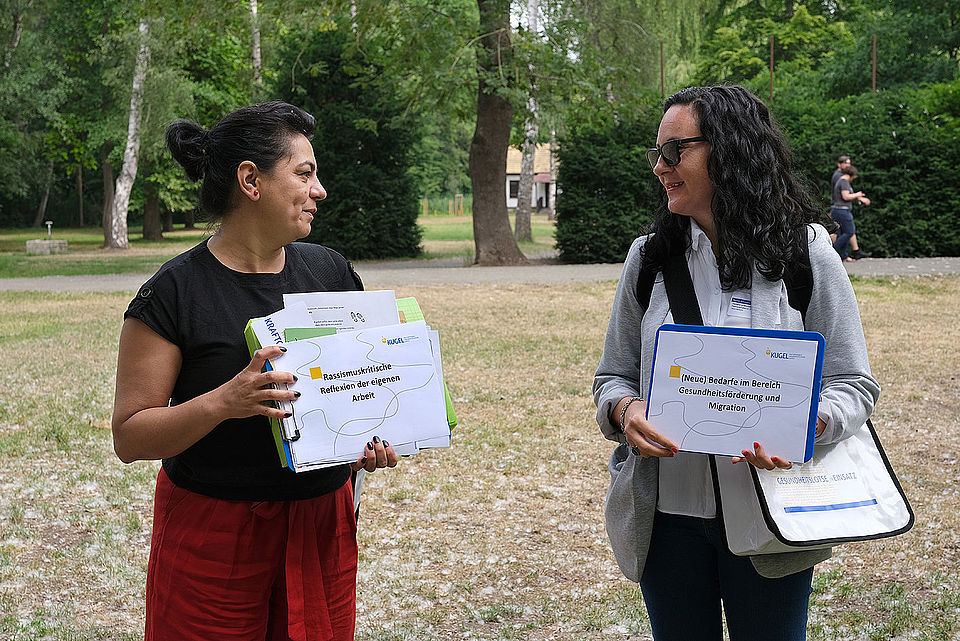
145, 468, 358, 641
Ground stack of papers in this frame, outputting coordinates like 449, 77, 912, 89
244, 290, 455, 473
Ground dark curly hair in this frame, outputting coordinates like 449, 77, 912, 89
640, 85, 829, 290
166, 101, 316, 220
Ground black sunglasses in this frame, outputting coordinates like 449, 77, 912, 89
646, 136, 707, 169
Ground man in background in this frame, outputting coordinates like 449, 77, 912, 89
831, 164, 871, 262
830, 155, 870, 259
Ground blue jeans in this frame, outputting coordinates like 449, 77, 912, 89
831, 208, 856, 260
639, 511, 813, 641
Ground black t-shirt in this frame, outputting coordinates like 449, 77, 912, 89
124, 240, 361, 501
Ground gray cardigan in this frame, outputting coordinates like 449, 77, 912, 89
593, 224, 881, 580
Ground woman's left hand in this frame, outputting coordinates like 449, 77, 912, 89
350, 435, 398, 472
732, 416, 826, 469
731, 441, 793, 470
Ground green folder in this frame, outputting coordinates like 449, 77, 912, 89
243, 319, 289, 465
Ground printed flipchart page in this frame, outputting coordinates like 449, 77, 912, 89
282, 290, 398, 332
647, 324, 824, 463
269, 320, 449, 469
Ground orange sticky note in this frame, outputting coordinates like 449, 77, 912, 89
310, 366, 324, 380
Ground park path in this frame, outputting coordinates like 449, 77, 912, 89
1, 256, 959, 292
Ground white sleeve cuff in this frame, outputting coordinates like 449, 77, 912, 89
816, 400, 836, 443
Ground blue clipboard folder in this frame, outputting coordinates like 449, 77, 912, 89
646, 324, 825, 463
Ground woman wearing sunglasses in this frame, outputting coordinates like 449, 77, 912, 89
593, 86, 879, 640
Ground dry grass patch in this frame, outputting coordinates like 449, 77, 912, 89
0, 276, 958, 640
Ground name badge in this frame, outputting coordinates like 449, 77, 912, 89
728, 295, 752, 318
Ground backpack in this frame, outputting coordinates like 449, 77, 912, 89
635, 230, 813, 321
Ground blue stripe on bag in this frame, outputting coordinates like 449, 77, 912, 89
784, 499, 878, 513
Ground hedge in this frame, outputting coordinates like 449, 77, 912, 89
556, 81, 960, 263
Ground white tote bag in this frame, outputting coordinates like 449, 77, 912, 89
716, 419, 914, 556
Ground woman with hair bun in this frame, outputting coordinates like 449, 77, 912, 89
594, 86, 880, 640
111, 101, 397, 640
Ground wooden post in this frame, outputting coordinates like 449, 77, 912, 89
872, 34, 877, 92
769, 35, 774, 104
660, 41, 665, 96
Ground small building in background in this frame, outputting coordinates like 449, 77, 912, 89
505, 144, 556, 212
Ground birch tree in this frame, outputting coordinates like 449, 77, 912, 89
514, 0, 538, 243
249, 0, 261, 88
106, 16, 150, 249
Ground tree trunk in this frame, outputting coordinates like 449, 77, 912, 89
184, 208, 196, 229
514, 0, 539, 243
470, 0, 526, 266
249, 0, 262, 88
106, 17, 150, 250
547, 127, 557, 220
32, 159, 53, 227
142, 183, 162, 240
514, 100, 537, 243
4, 1, 32, 69
101, 148, 114, 243
75, 164, 84, 226
162, 208, 173, 232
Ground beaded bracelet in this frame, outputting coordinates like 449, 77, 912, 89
618, 396, 643, 433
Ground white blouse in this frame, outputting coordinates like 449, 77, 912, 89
656, 221, 751, 518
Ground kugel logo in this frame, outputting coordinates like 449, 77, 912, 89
766, 347, 804, 360
382, 335, 418, 346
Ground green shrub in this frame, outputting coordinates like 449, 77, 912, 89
555, 104, 663, 263
557, 81, 960, 263
775, 80, 960, 257
273, 28, 421, 260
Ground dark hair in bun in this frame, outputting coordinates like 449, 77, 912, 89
165, 101, 316, 220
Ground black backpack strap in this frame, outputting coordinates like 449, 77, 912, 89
635, 264, 657, 310
662, 250, 704, 326
783, 226, 813, 322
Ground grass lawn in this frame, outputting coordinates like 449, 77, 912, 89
0, 214, 556, 279
1, 276, 958, 640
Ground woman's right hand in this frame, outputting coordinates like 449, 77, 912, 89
215, 345, 300, 421
619, 398, 679, 458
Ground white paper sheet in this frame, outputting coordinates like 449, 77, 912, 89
269, 320, 449, 469
647, 324, 824, 463
282, 290, 398, 332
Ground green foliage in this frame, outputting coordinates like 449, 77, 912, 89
273, 26, 421, 259
555, 96, 664, 263
693, 3, 852, 87
774, 80, 960, 257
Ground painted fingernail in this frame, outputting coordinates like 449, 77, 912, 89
359, 457, 366, 465
367, 442, 373, 450
279, 346, 287, 352
283, 411, 292, 418
382, 440, 389, 447
754, 442, 760, 449
373, 436, 381, 444
771, 456, 781, 464
742, 450, 751, 457
292, 375, 298, 382
672, 446, 679, 453
293, 391, 301, 398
